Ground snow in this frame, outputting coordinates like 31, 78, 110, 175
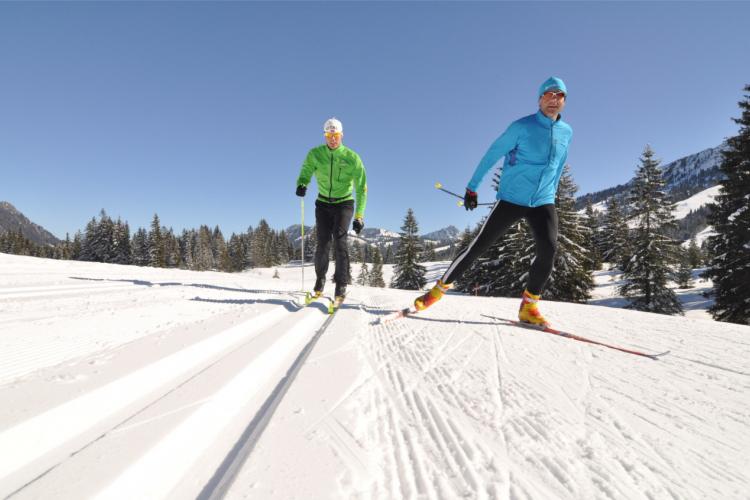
671, 185, 721, 220
1, 253, 749, 499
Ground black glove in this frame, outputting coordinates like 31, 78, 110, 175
464, 189, 478, 211
352, 218, 364, 234
296, 185, 307, 197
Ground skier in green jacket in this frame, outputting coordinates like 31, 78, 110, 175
296, 118, 368, 301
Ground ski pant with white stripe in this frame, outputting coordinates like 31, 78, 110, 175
441, 200, 558, 296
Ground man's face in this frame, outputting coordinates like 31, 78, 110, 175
539, 89, 566, 119
325, 131, 343, 149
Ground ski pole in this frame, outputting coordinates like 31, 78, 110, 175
434, 182, 494, 207
300, 198, 305, 292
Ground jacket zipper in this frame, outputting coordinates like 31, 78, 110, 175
532, 122, 555, 206
329, 152, 334, 200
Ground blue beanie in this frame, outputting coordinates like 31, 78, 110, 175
538, 77, 567, 98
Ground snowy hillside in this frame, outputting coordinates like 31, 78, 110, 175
1, 254, 748, 499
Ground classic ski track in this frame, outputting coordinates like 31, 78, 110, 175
363, 305, 510, 499
3, 305, 330, 499
0, 289, 287, 385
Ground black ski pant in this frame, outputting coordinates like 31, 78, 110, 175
315, 199, 354, 286
441, 200, 558, 296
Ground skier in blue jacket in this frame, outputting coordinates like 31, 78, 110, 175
415, 77, 573, 327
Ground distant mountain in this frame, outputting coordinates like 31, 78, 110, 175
575, 143, 727, 243
0, 202, 60, 246
422, 225, 460, 244
576, 143, 726, 211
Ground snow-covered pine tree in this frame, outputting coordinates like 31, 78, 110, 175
477, 160, 534, 297
421, 242, 437, 262
390, 208, 427, 290
252, 219, 272, 268
242, 226, 254, 269
357, 260, 369, 286
131, 228, 150, 266
618, 145, 683, 315
148, 214, 165, 268
71, 231, 83, 260
583, 199, 603, 271
113, 218, 132, 265
451, 225, 482, 294
79, 217, 98, 262
600, 197, 631, 270
483, 220, 534, 297
228, 233, 245, 272
303, 225, 316, 265
687, 237, 703, 268
676, 248, 694, 289
95, 210, 115, 263
164, 228, 181, 268
704, 84, 750, 324
544, 166, 594, 303
194, 225, 214, 270
179, 229, 194, 270
369, 247, 386, 287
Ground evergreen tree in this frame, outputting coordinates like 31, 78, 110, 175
195, 225, 214, 270
252, 219, 272, 267
357, 260, 369, 286
80, 217, 98, 261
421, 242, 437, 262
676, 248, 694, 289
687, 237, 703, 268
71, 231, 83, 261
704, 84, 750, 324
164, 228, 181, 268
451, 225, 483, 294
112, 219, 132, 265
618, 146, 683, 315
600, 197, 632, 269
583, 199, 603, 271
95, 210, 115, 262
303, 225, 316, 265
544, 166, 594, 303
148, 214, 165, 268
369, 247, 386, 287
228, 233, 245, 272
391, 208, 427, 290
179, 229, 195, 270
131, 228, 150, 266
483, 220, 534, 297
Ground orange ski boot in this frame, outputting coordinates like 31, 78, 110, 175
518, 289, 550, 328
414, 280, 452, 311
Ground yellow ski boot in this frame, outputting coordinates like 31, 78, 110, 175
414, 280, 452, 311
518, 289, 550, 327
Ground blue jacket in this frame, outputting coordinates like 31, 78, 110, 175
467, 111, 573, 207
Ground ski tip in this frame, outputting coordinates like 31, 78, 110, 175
434, 181, 442, 189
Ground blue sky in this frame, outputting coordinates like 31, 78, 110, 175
1, 2, 748, 239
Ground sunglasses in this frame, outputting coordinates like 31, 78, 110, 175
324, 132, 342, 139
542, 91, 566, 99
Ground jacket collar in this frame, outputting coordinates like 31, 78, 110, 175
535, 110, 562, 127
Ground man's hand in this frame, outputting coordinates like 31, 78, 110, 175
464, 189, 478, 211
296, 185, 307, 197
352, 217, 364, 234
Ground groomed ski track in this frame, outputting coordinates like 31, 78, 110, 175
1, 254, 749, 499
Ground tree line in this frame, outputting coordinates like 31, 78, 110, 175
3, 85, 748, 324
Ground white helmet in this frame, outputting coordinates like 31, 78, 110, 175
323, 117, 343, 134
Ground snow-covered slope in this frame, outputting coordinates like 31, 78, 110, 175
1, 254, 748, 499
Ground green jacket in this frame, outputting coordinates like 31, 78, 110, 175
296, 144, 368, 218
